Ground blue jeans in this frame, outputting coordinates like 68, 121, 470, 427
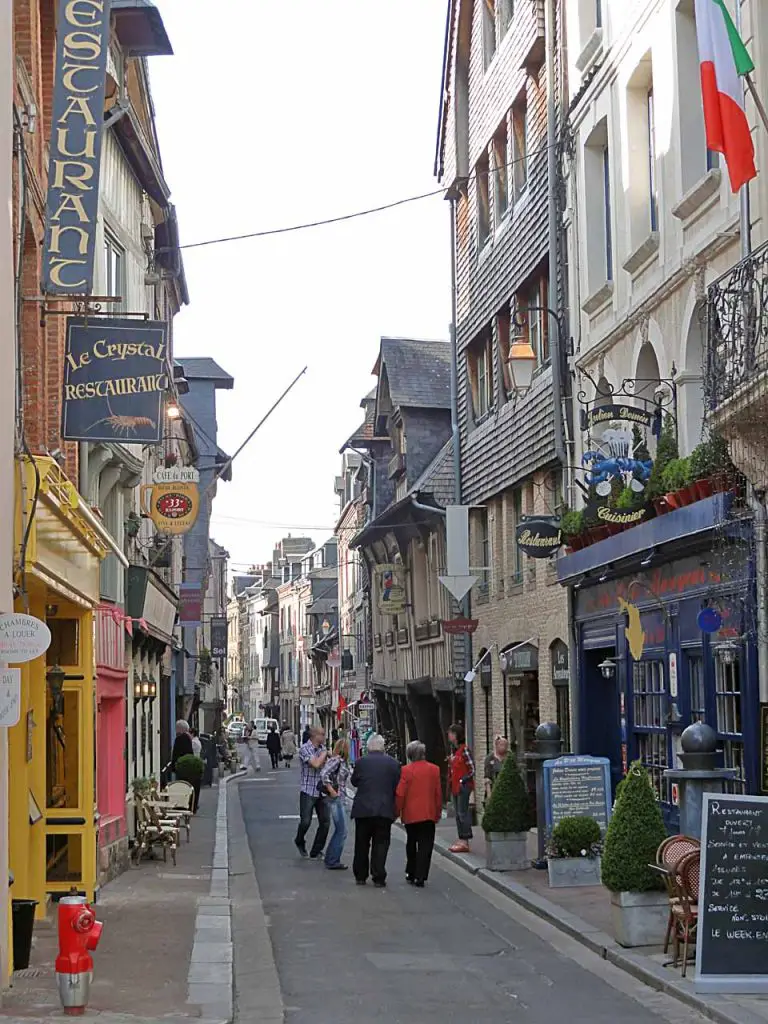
324, 797, 348, 867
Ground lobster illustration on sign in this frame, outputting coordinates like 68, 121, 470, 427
582, 426, 652, 496
84, 399, 156, 437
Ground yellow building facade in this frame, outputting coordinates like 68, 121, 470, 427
9, 457, 121, 942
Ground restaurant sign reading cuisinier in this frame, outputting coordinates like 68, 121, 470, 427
42, 0, 113, 295
62, 317, 168, 443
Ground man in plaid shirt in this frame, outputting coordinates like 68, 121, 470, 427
294, 726, 330, 858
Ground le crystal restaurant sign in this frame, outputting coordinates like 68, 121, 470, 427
62, 318, 168, 443
515, 517, 562, 559
42, 0, 113, 295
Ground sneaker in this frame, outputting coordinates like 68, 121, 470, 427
448, 841, 470, 854
373, 880, 386, 889
414, 880, 425, 888
326, 864, 348, 871
295, 841, 308, 858
355, 879, 366, 886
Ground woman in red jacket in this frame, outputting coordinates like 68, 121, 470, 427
396, 740, 443, 887
447, 723, 474, 853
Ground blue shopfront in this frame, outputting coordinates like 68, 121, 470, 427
558, 495, 759, 827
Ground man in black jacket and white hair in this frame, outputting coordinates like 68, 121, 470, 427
350, 734, 401, 887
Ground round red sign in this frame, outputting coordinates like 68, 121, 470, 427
155, 491, 193, 520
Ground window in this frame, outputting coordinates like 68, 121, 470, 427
476, 150, 490, 246
479, 509, 490, 595
104, 231, 124, 310
493, 118, 509, 224
47, 689, 80, 809
482, 1, 513, 68
676, 0, 720, 194
632, 660, 668, 801
555, 685, 571, 753
514, 272, 550, 367
688, 655, 706, 722
468, 328, 493, 421
595, 0, 602, 28
647, 88, 658, 232
715, 655, 744, 787
602, 146, 613, 280
512, 92, 528, 197
583, 119, 612, 293
511, 488, 523, 584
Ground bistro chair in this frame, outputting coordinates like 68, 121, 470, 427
655, 835, 700, 954
157, 781, 195, 841
670, 850, 700, 976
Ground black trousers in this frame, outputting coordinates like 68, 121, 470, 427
405, 820, 436, 882
269, 751, 280, 769
353, 816, 392, 884
296, 792, 330, 856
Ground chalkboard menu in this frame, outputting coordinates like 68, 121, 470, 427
543, 755, 612, 833
696, 793, 768, 994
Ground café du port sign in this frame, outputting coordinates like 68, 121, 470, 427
62, 318, 168, 443
515, 517, 562, 559
142, 466, 200, 535
42, 0, 112, 294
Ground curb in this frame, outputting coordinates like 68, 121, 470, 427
429, 837, 766, 1024
185, 771, 246, 1024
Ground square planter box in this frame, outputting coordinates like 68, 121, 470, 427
548, 855, 601, 887
485, 832, 529, 872
609, 890, 669, 948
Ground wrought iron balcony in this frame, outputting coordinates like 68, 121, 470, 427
706, 240, 768, 413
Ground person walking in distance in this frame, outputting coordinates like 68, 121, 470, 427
170, 720, 193, 779
350, 734, 401, 887
302, 724, 311, 745
321, 738, 351, 871
281, 723, 297, 767
396, 741, 442, 887
190, 728, 203, 758
240, 721, 261, 774
447, 723, 474, 854
266, 723, 282, 770
294, 727, 330, 859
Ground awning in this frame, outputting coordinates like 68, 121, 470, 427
125, 564, 178, 644
112, 0, 173, 57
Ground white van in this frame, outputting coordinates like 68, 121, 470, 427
254, 718, 280, 745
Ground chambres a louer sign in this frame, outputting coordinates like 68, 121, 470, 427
42, 0, 112, 295
62, 318, 168, 442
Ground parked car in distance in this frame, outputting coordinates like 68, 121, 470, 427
227, 721, 246, 740
254, 718, 279, 745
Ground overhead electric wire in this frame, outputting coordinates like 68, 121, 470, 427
159, 139, 559, 253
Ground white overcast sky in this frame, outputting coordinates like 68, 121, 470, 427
149, 1, 451, 573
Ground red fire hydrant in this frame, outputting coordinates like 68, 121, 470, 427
55, 893, 103, 1016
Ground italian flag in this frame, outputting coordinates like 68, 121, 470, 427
695, 0, 757, 192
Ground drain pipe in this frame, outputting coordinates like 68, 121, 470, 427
754, 491, 768, 703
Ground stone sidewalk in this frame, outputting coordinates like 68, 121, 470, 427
0, 777, 239, 1024
429, 820, 768, 1024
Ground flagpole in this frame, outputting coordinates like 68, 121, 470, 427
745, 75, 768, 136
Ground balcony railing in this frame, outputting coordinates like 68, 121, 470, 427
706, 240, 768, 413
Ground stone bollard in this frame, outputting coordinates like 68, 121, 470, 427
663, 722, 739, 839
525, 722, 564, 869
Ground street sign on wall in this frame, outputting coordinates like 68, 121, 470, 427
42, 0, 112, 294
376, 564, 405, 616
142, 467, 200, 535
62, 318, 168, 443
0, 614, 51, 663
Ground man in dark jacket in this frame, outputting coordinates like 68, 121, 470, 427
266, 723, 282, 769
350, 734, 401, 887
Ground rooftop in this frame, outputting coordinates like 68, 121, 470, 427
375, 337, 451, 410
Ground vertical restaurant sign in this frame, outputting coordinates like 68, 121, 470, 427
142, 466, 200, 534
62, 317, 167, 442
376, 563, 405, 616
210, 616, 227, 660
42, 0, 113, 294
178, 583, 203, 627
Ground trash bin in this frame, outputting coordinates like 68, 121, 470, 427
11, 899, 38, 971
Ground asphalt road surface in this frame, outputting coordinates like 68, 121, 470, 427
240, 755, 708, 1024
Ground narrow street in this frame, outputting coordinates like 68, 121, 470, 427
237, 754, 707, 1024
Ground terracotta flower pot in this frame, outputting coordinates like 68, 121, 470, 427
653, 497, 669, 516
693, 478, 713, 501
680, 484, 698, 506
664, 491, 682, 510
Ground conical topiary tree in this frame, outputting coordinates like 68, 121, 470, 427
601, 761, 667, 893
482, 754, 533, 835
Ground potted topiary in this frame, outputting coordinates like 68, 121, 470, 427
547, 815, 602, 887
560, 507, 585, 552
482, 755, 533, 870
647, 415, 678, 514
689, 432, 740, 499
175, 754, 205, 813
661, 456, 694, 509
601, 761, 668, 947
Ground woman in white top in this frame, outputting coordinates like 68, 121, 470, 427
190, 728, 203, 758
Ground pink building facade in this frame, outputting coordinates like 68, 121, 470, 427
96, 605, 129, 885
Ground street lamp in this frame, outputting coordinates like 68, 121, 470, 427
714, 639, 740, 668
598, 657, 616, 680
133, 674, 143, 700
46, 665, 66, 713
507, 318, 537, 397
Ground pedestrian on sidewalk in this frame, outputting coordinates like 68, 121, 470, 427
321, 738, 351, 870
266, 723, 282, 769
350, 733, 401, 887
302, 724, 311, 745
447, 723, 474, 854
396, 741, 442, 887
484, 735, 509, 799
190, 728, 203, 758
170, 720, 193, 779
295, 727, 330, 859
239, 721, 261, 774
281, 724, 297, 767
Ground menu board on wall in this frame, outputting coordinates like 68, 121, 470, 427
695, 793, 768, 994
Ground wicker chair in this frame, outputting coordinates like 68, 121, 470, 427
670, 850, 700, 976
156, 782, 195, 841
656, 835, 700, 953
132, 798, 179, 866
